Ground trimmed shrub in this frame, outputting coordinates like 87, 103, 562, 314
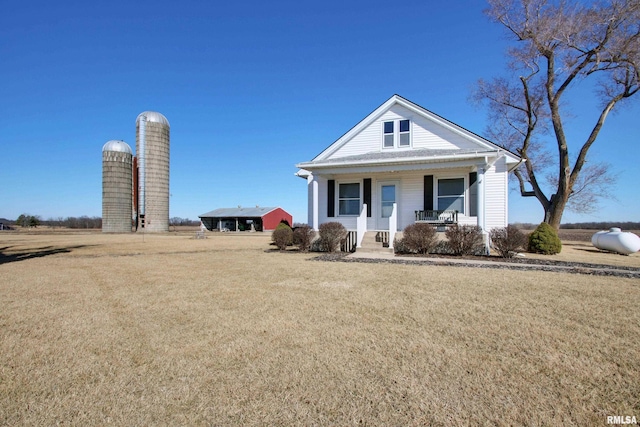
318, 222, 347, 252
528, 222, 562, 254
490, 225, 527, 258
272, 222, 293, 250
293, 225, 315, 252
398, 223, 438, 254
445, 224, 484, 256
279, 219, 291, 228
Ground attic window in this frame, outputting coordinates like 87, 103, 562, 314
383, 121, 394, 148
399, 120, 410, 146
382, 119, 411, 148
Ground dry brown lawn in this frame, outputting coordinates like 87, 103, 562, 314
517, 240, 640, 268
1, 231, 639, 426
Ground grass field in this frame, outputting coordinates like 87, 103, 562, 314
1, 231, 639, 426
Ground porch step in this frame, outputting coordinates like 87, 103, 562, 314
357, 231, 394, 254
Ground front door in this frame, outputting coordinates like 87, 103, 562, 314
377, 181, 398, 230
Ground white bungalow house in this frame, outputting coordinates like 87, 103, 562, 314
295, 94, 522, 250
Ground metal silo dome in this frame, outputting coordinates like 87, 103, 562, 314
136, 111, 170, 127
102, 140, 133, 154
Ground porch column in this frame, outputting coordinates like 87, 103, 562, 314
476, 164, 486, 231
308, 173, 319, 231
476, 163, 490, 254
389, 203, 397, 250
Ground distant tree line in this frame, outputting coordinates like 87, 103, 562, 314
1, 214, 201, 230
513, 222, 640, 230
39, 216, 102, 229
3, 215, 639, 232
11, 214, 102, 229
170, 217, 200, 227
54, 216, 103, 229
559, 222, 640, 230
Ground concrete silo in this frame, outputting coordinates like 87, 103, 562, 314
136, 111, 170, 232
102, 140, 133, 233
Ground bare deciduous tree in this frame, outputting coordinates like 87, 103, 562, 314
474, 0, 640, 229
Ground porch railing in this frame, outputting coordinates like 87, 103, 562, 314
414, 210, 458, 225
376, 231, 389, 247
341, 230, 358, 253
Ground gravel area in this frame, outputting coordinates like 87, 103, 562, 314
311, 252, 640, 279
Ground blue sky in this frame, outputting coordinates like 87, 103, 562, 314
1, 0, 638, 225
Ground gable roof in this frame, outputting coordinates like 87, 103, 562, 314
199, 207, 282, 218
299, 94, 521, 169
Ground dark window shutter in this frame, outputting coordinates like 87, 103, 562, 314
424, 175, 433, 210
469, 172, 478, 216
363, 178, 372, 217
327, 180, 335, 217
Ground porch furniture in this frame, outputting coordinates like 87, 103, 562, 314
414, 210, 458, 225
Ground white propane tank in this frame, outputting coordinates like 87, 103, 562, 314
591, 228, 640, 255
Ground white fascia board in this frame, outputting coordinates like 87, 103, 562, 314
306, 158, 484, 176
299, 153, 496, 176
298, 150, 500, 171
295, 169, 311, 179
507, 157, 526, 172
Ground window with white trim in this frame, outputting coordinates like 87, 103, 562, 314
399, 119, 410, 146
382, 119, 411, 148
381, 184, 396, 218
338, 183, 361, 215
437, 178, 464, 214
383, 121, 394, 148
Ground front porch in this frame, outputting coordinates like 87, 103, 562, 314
341, 207, 460, 252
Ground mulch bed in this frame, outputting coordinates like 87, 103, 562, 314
311, 252, 640, 279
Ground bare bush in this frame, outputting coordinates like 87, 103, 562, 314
398, 223, 437, 254
490, 225, 528, 258
293, 225, 315, 252
318, 222, 347, 252
445, 224, 484, 256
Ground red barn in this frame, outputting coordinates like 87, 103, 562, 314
199, 206, 293, 232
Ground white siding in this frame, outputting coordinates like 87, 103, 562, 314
326, 104, 482, 160
327, 121, 381, 159
412, 113, 482, 151
398, 173, 424, 230
484, 158, 508, 231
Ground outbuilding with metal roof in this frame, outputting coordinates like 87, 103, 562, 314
199, 206, 292, 232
